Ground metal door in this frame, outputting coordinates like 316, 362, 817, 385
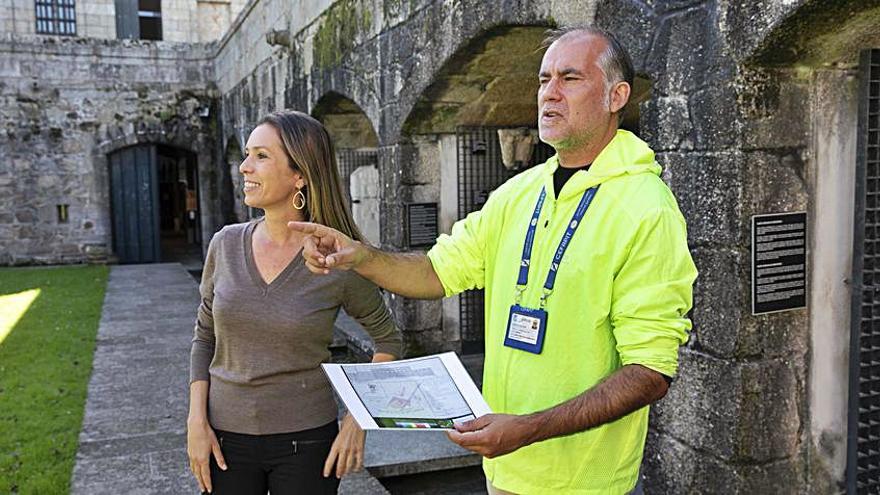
109, 145, 161, 263
336, 148, 378, 206
456, 127, 554, 354
849, 48, 880, 494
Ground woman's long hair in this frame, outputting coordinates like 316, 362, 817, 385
257, 110, 365, 243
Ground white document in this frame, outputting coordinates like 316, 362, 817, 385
321, 352, 491, 430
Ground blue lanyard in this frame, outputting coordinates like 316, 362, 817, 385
516, 186, 599, 307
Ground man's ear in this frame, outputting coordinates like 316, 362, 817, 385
610, 81, 631, 114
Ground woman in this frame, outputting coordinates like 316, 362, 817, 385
187, 110, 401, 494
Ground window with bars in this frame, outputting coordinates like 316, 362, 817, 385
35, 0, 76, 36
849, 48, 880, 494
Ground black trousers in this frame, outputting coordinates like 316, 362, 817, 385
205, 421, 340, 495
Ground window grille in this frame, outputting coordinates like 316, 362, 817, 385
456, 126, 553, 354
35, 0, 76, 36
849, 48, 880, 494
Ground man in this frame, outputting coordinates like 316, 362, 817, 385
291, 26, 697, 495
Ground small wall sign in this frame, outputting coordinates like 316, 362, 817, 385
751, 212, 807, 315
406, 203, 439, 248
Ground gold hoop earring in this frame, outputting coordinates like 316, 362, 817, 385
292, 190, 306, 210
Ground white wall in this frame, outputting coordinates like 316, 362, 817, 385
809, 67, 859, 486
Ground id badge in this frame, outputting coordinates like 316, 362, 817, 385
504, 305, 548, 354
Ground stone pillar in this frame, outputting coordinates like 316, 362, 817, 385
377, 141, 444, 356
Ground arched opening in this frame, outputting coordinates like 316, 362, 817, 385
400, 25, 555, 355
108, 144, 201, 266
739, 3, 880, 492
313, 93, 381, 246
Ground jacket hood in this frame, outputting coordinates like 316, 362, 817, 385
542, 130, 661, 200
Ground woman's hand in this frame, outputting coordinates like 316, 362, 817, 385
323, 413, 365, 479
187, 418, 227, 493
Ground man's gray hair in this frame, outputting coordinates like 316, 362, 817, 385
541, 26, 635, 111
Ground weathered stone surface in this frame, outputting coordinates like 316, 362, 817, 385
659, 151, 744, 247
688, 247, 745, 358
688, 84, 739, 149
742, 150, 809, 220
736, 68, 812, 150
641, 96, 693, 151
0, 37, 221, 265
643, 430, 738, 494
652, 349, 740, 460
644, 430, 807, 494
737, 358, 804, 462
723, 0, 880, 67
646, 4, 723, 96
595, 0, 657, 72
739, 456, 806, 495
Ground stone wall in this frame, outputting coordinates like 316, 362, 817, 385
0, 35, 221, 264
211, 0, 863, 492
77, 0, 116, 39
2, 0, 878, 492
0, 0, 248, 42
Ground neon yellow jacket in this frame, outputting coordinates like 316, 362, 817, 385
427, 130, 697, 494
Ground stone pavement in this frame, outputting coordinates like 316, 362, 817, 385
70, 264, 202, 494
71, 263, 481, 494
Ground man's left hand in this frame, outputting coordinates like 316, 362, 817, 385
446, 414, 534, 458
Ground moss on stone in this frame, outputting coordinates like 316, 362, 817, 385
157, 108, 175, 122
749, 0, 880, 66
313, 0, 375, 69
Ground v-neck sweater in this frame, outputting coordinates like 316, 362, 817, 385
190, 219, 402, 435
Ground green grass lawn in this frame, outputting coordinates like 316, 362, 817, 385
0, 265, 108, 494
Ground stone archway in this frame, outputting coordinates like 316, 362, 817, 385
399, 24, 555, 355
726, 2, 880, 492
94, 123, 217, 266
313, 92, 381, 246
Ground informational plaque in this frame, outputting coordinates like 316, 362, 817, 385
406, 203, 438, 248
751, 212, 807, 315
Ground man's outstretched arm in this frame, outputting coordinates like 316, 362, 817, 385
447, 364, 669, 458
289, 221, 445, 300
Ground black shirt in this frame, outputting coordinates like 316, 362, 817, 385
553, 163, 591, 197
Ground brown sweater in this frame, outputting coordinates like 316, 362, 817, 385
190, 219, 402, 435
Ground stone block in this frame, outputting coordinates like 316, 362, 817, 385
737, 69, 811, 151
640, 96, 693, 151
658, 151, 744, 247
646, 5, 727, 96
14, 207, 36, 223
738, 306, 808, 361
641, 0, 706, 12
689, 247, 745, 358
689, 84, 739, 149
651, 348, 739, 459
388, 293, 442, 333
736, 358, 803, 462
595, 0, 658, 72
740, 456, 806, 495
742, 150, 808, 218
643, 430, 738, 494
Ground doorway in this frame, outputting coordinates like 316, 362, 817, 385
108, 144, 201, 266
